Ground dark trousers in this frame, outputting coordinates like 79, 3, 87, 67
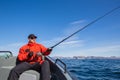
7, 61, 50, 80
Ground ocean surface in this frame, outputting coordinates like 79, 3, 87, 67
62, 59, 120, 80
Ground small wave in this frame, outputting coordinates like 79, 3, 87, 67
113, 71, 120, 74
65, 59, 120, 80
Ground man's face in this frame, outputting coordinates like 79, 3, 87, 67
28, 37, 36, 43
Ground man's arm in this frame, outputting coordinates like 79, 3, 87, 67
39, 44, 52, 56
18, 48, 28, 61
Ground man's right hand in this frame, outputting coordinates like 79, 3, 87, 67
36, 52, 43, 56
27, 51, 33, 58
25, 49, 30, 52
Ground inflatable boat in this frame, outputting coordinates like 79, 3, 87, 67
0, 51, 78, 80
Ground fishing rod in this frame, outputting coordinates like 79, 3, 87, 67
50, 6, 120, 49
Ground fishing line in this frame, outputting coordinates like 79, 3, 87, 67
51, 6, 120, 49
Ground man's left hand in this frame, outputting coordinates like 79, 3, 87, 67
47, 48, 52, 52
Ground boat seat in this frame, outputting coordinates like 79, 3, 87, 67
0, 66, 40, 80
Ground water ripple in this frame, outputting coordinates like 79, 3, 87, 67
62, 59, 120, 80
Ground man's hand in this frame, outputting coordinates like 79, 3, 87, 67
47, 48, 52, 52
27, 51, 33, 58
36, 52, 45, 60
36, 52, 43, 56
25, 49, 30, 52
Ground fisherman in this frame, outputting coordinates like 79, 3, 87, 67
8, 34, 52, 80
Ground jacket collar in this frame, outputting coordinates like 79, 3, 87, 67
28, 42, 36, 46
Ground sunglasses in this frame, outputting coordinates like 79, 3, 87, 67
29, 37, 36, 39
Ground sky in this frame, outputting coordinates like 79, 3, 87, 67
0, 0, 120, 57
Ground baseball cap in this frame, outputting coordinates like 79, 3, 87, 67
28, 34, 37, 39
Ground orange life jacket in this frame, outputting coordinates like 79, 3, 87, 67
18, 42, 50, 64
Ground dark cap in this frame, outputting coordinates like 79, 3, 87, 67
28, 34, 37, 39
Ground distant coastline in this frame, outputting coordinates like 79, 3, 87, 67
52, 56, 120, 59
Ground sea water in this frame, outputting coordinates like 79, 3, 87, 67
62, 59, 120, 80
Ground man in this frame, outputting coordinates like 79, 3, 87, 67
8, 34, 52, 80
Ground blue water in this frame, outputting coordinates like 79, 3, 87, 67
62, 59, 120, 80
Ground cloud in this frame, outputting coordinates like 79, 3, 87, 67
62, 19, 87, 36
50, 19, 120, 57
86, 45, 120, 53
72, 44, 120, 57
70, 20, 86, 25
0, 42, 24, 55
58, 40, 85, 48
49, 42, 120, 57
41, 37, 66, 47
41, 35, 86, 49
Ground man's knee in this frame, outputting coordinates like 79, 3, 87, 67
10, 67, 19, 75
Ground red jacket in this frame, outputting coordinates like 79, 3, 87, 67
18, 42, 50, 64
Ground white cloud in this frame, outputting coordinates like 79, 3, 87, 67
62, 19, 87, 36
70, 44, 120, 57
62, 40, 82, 45
58, 40, 85, 48
85, 45, 120, 53
41, 35, 86, 49
49, 19, 120, 57
49, 43, 120, 57
0, 42, 24, 56
70, 20, 86, 25
41, 37, 66, 47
